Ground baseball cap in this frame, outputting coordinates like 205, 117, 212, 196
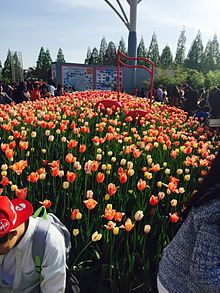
0, 196, 33, 238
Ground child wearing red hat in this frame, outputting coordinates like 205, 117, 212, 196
0, 196, 66, 292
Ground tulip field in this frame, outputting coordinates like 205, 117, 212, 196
0, 91, 219, 292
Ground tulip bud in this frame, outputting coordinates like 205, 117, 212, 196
184, 174, 190, 181
113, 227, 119, 235
170, 199, 177, 207
134, 210, 144, 221
92, 231, 102, 242
165, 168, 170, 175
105, 194, 110, 201
1, 164, 8, 171
39, 173, 46, 180
1, 171, 7, 177
45, 130, 50, 136
144, 224, 151, 234
73, 229, 79, 236
179, 187, 185, 194
48, 135, 54, 142
11, 184, 18, 191
63, 181, 69, 189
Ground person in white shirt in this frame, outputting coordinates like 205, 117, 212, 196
0, 196, 66, 293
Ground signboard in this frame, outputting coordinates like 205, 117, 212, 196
61, 65, 94, 91
96, 67, 121, 90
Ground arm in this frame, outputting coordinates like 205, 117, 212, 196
189, 218, 220, 292
40, 224, 66, 293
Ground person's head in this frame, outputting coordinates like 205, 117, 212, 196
0, 196, 33, 255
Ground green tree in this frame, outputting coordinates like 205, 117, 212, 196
103, 41, 117, 66
137, 36, 147, 65
185, 31, 204, 71
0, 60, 2, 80
186, 69, 205, 89
88, 47, 99, 65
2, 49, 12, 82
12, 52, 23, 83
147, 32, 160, 66
56, 48, 65, 63
205, 70, 220, 89
24, 67, 37, 80
175, 28, 186, 67
211, 34, 220, 70
160, 45, 173, 69
118, 37, 127, 55
202, 35, 220, 72
36, 47, 52, 81
85, 47, 92, 64
98, 37, 108, 65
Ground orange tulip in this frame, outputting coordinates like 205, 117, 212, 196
121, 218, 134, 232
5, 148, 14, 159
9, 160, 27, 175
71, 209, 80, 220
66, 171, 77, 183
15, 187, 27, 199
19, 141, 29, 151
84, 198, 97, 210
68, 139, 78, 149
40, 199, 52, 209
51, 167, 60, 177
0, 176, 10, 187
49, 160, 60, 168
114, 211, 125, 222
119, 173, 127, 184
108, 183, 117, 196
27, 172, 39, 183
169, 212, 179, 223
9, 141, 16, 149
79, 144, 86, 153
149, 195, 159, 206
65, 153, 76, 164
137, 179, 147, 191
96, 172, 105, 183
91, 161, 99, 172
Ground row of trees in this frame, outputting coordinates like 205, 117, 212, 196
0, 48, 65, 82
85, 29, 220, 73
1, 29, 220, 86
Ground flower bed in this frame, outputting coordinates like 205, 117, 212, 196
0, 91, 219, 292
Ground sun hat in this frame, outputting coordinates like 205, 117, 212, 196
0, 196, 33, 238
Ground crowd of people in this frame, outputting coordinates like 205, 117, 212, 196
0, 80, 75, 105
153, 83, 220, 122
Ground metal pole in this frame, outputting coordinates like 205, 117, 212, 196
128, 0, 138, 92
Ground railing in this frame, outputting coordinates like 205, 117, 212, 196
117, 50, 154, 107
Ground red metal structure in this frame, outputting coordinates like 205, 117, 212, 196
95, 50, 154, 118
117, 50, 154, 107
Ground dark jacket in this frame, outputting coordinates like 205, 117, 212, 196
158, 183, 220, 292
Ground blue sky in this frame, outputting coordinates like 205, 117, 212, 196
1, 0, 220, 69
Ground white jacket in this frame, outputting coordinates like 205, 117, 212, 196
0, 217, 66, 293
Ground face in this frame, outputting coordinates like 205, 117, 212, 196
0, 231, 17, 255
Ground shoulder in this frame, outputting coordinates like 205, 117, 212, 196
192, 184, 220, 223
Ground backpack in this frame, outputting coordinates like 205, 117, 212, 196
32, 206, 80, 293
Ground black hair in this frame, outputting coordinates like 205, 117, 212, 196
0, 233, 9, 244
183, 150, 220, 218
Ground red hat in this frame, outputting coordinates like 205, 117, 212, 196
0, 196, 33, 238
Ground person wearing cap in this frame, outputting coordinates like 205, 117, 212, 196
0, 196, 66, 293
